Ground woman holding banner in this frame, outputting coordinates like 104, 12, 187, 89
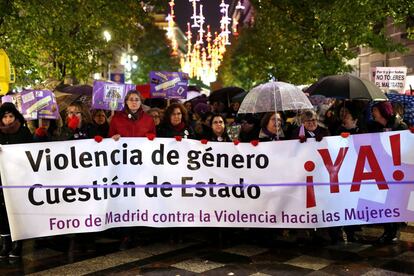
205, 114, 231, 142
368, 101, 408, 244
0, 102, 32, 259
108, 90, 155, 250
90, 109, 110, 138
259, 112, 287, 141
109, 90, 155, 140
291, 110, 330, 142
157, 102, 194, 139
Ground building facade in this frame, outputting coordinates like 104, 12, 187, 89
358, 17, 414, 93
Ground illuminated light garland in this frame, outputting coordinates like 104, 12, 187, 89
232, 1, 245, 37
236, 0, 245, 10
197, 4, 205, 45
190, 0, 200, 28
167, 0, 245, 84
167, 0, 178, 56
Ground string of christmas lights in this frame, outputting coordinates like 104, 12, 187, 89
166, 0, 245, 84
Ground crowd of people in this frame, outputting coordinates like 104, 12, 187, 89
0, 88, 413, 258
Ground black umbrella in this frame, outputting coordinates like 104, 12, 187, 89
209, 86, 245, 106
232, 91, 248, 103
307, 74, 387, 101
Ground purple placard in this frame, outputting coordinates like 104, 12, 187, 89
1, 90, 59, 120
92, 81, 136, 111
149, 71, 189, 99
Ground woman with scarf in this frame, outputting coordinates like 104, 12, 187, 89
108, 90, 155, 250
0, 103, 32, 259
109, 90, 155, 140
157, 102, 194, 139
259, 112, 287, 141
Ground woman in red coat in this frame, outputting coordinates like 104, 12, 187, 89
109, 90, 156, 140
108, 90, 155, 250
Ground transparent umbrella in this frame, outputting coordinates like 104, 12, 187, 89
238, 81, 313, 140
238, 81, 313, 114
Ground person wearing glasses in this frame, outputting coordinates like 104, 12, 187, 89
292, 110, 330, 142
206, 114, 230, 142
109, 90, 155, 140
58, 101, 94, 140
108, 90, 156, 250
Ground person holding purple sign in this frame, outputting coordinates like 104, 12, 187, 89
109, 90, 155, 141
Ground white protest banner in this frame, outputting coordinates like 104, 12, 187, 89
1, 131, 414, 241
374, 67, 407, 93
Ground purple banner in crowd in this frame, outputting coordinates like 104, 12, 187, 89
92, 81, 136, 111
1, 90, 59, 120
149, 71, 189, 99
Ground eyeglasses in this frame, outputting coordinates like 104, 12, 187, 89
128, 98, 141, 102
67, 111, 81, 116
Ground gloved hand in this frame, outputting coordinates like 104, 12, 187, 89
200, 139, 208, 144
94, 135, 103, 143
175, 135, 182, 141
250, 140, 259, 146
233, 139, 240, 145
35, 127, 48, 137
146, 133, 156, 141
299, 136, 307, 143
340, 132, 350, 138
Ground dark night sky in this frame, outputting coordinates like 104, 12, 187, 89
172, 0, 223, 34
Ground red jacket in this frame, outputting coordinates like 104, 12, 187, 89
109, 109, 156, 137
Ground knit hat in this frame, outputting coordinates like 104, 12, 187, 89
372, 101, 393, 121
0, 102, 25, 124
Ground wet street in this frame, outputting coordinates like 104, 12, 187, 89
0, 224, 413, 275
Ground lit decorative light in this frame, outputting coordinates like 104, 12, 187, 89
189, 0, 200, 28
219, 0, 231, 45
170, 0, 235, 85
197, 4, 205, 45
166, 0, 178, 56
236, 0, 245, 10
